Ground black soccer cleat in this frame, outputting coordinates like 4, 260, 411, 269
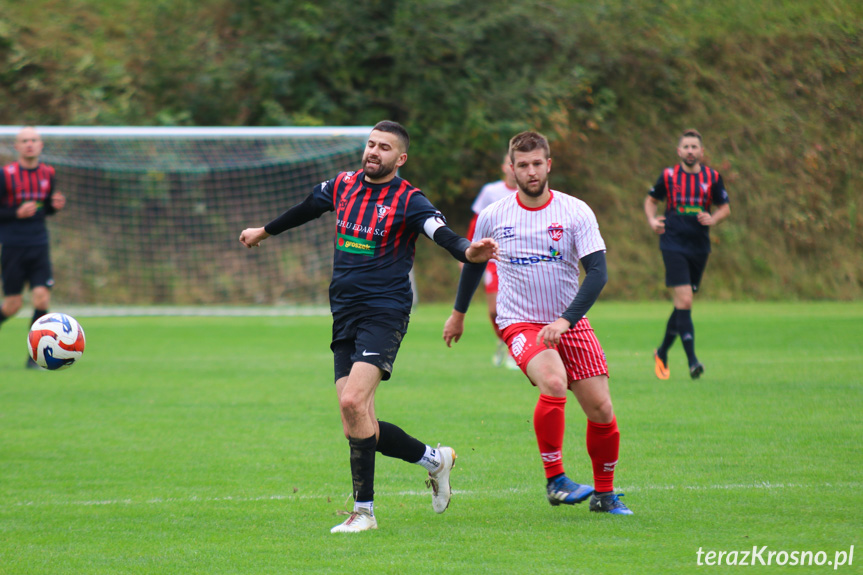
689, 362, 704, 379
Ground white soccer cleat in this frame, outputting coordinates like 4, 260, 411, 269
426, 444, 457, 513
330, 510, 378, 533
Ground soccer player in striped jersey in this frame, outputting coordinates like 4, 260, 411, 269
465, 153, 519, 369
0, 126, 67, 369
239, 121, 499, 533
444, 131, 632, 515
644, 129, 731, 380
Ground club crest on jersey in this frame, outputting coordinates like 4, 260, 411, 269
547, 223, 564, 241
700, 182, 710, 192
375, 204, 392, 222
40, 179, 50, 191
342, 171, 356, 184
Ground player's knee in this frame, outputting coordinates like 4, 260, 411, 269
3, 297, 23, 316
588, 398, 615, 424
31, 290, 51, 310
338, 393, 367, 419
542, 374, 569, 397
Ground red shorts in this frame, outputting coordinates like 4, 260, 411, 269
501, 318, 609, 384
483, 261, 498, 294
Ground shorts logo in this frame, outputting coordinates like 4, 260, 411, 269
511, 333, 527, 357
547, 224, 563, 241
336, 233, 376, 256
375, 204, 392, 222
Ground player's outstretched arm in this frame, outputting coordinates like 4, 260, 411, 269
443, 259, 486, 347
239, 226, 270, 248
443, 311, 466, 347
465, 237, 499, 264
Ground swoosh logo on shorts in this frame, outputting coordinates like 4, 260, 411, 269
362, 350, 380, 356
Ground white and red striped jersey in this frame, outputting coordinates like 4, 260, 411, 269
473, 190, 606, 329
470, 179, 518, 216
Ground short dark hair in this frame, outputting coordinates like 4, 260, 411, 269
373, 120, 410, 152
680, 129, 703, 144
509, 131, 550, 162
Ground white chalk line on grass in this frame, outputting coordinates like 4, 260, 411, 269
9, 481, 860, 509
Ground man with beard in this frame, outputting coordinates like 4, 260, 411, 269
443, 131, 632, 515
239, 120, 499, 533
644, 129, 730, 381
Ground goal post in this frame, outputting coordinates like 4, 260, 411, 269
0, 126, 372, 307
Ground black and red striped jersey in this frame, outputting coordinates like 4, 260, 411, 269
0, 161, 58, 247
648, 164, 729, 254
303, 170, 443, 313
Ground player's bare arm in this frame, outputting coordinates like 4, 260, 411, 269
537, 318, 572, 349
644, 195, 665, 235
16, 201, 38, 219
442, 311, 466, 347
465, 237, 499, 263
51, 191, 66, 211
696, 203, 731, 227
239, 226, 271, 248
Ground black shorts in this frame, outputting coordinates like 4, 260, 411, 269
1, 244, 54, 296
662, 250, 709, 291
331, 306, 410, 382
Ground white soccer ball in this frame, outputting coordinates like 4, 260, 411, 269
27, 312, 86, 371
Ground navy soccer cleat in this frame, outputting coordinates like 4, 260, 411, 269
546, 475, 594, 506
589, 492, 634, 515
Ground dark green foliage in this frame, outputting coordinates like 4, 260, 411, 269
2, 0, 861, 299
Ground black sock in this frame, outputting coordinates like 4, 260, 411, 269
31, 308, 48, 327
349, 435, 377, 503
547, 473, 564, 486
376, 420, 426, 463
676, 309, 698, 366
657, 309, 678, 360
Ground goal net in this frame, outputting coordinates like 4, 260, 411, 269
0, 126, 370, 308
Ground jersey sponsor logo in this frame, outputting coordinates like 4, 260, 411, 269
508, 247, 564, 266
336, 233, 377, 256
501, 227, 515, 239
676, 205, 703, 215
337, 219, 387, 237
547, 223, 564, 241
375, 203, 392, 222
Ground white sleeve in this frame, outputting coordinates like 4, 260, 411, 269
572, 202, 606, 259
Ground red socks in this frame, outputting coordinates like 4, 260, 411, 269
535, 395, 621, 491
586, 417, 619, 493
534, 394, 566, 478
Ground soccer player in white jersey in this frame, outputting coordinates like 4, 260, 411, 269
466, 153, 519, 369
443, 131, 632, 515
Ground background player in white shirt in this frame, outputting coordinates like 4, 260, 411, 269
465, 153, 519, 369
443, 131, 632, 515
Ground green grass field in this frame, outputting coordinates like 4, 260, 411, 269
1, 302, 860, 574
